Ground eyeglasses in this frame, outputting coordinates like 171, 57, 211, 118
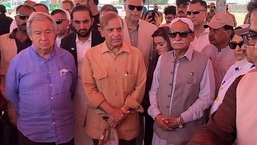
168, 31, 192, 38
229, 41, 244, 49
55, 19, 67, 25
16, 13, 30, 20
187, 10, 206, 15
242, 30, 257, 46
128, 5, 144, 11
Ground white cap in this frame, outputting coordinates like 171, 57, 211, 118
170, 18, 194, 31
62, 9, 71, 21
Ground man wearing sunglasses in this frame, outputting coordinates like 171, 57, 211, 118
123, 0, 156, 68
51, 9, 72, 47
148, 18, 215, 145
201, 12, 235, 96
188, 0, 257, 144
0, 4, 34, 128
210, 24, 254, 115
60, 5, 104, 145
188, 0, 210, 53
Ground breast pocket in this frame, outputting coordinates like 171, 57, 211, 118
93, 72, 108, 91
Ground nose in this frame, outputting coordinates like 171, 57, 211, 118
79, 22, 85, 29
241, 44, 247, 51
40, 32, 48, 40
174, 33, 182, 40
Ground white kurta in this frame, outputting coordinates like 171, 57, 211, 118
73, 33, 93, 145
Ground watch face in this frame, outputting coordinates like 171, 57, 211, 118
177, 117, 183, 128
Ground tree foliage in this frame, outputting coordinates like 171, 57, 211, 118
146, 0, 169, 5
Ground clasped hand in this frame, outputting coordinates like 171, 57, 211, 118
155, 114, 178, 131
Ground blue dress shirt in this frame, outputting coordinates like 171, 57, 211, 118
6, 45, 77, 144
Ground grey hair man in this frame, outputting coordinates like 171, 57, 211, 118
6, 12, 76, 145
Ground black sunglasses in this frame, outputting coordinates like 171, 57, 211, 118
55, 19, 66, 25
229, 41, 244, 49
243, 30, 257, 46
128, 5, 144, 11
187, 10, 205, 15
16, 13, 30, 20
168, 31, 192, 38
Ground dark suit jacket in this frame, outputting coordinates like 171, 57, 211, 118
60, 29, 105, 68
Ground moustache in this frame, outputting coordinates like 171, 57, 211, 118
172, 40, 184, 44
78, 29, 87, 32
21, 23, 26, 26
178, 11, 185, 14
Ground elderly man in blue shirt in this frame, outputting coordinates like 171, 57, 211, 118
6, 12, 77, 145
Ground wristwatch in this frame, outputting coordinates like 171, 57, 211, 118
176, 116, 183, 128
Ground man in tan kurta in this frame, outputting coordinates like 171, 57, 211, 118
82, 13, 146, 145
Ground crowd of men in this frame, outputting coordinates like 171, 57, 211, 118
1, 0, 257, 145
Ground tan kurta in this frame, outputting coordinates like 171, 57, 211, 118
82, 41, 146, 140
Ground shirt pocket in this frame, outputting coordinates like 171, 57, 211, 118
93, 72, 108, 91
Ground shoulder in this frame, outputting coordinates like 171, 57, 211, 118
139, 19, 157, 30
86, 43, 102, 54
62, 32, 76, 42
0, 33, 10, 39
124, 42, 142, 54
192, 50, 210, 64
56, 46, 73, 58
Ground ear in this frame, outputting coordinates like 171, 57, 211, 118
225, 29, 233, 38
98, 27, 105, 37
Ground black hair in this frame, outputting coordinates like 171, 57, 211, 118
247, 0, 257, 15
164, 5, 176, 16
16, 4, 35, 13
190, 0, 207, 9
70, 5, 92, 20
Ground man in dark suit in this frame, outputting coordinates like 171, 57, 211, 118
60, 5, 104, 145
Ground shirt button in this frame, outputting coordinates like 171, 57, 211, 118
166, 105, 169, 108
52, 122, 55, 125
170, 72, 173, 74
51, 97, 54, 100
169, 83, 172, 86
50, 84, 53, 86
52, 109, 54, 112
168, 94, 171, 97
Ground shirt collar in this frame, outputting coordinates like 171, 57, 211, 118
100, 41, 130, 54
9, 28, 18, 39
30, 44, 56, 60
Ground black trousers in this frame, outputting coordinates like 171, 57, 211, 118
18, 130, 74, 145
93, 138, 136, 145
